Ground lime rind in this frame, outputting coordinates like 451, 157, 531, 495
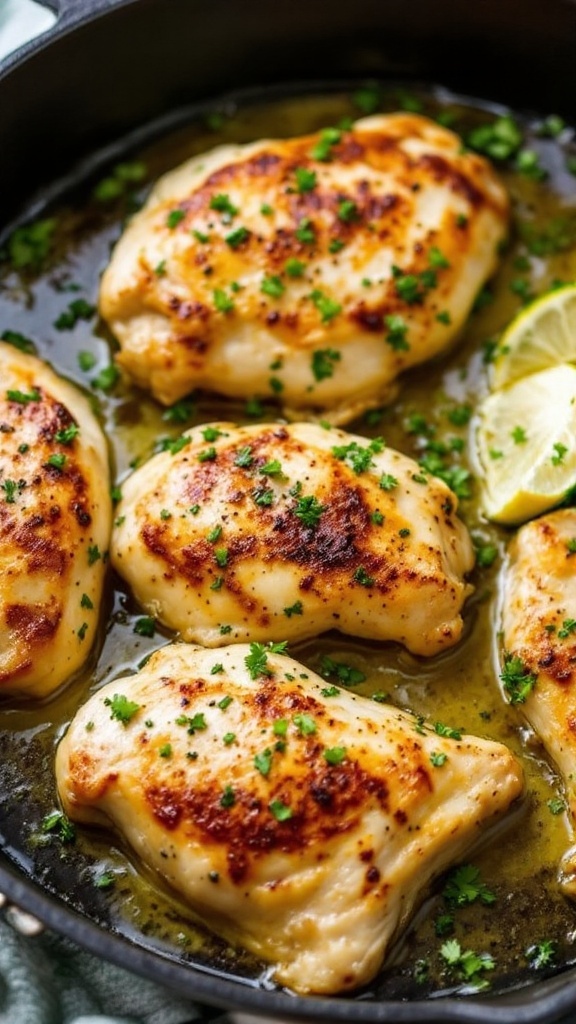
491, 284, 576, 390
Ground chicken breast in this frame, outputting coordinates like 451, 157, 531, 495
99, 113, 508, 423
55, 642, 523, 994
501, 509, 576, 892
0, 342, 111, 698
111, 421, 474, 656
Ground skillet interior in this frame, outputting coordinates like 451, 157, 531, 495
1, 2, 576, 1020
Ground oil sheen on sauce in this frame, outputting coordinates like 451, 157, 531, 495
0, 85, 576, 999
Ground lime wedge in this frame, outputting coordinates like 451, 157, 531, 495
491, 284, 576, 390
477, 364, 576, 525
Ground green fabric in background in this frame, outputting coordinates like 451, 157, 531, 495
0, 918, 206, 1024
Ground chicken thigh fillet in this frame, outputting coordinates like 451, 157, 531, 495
99, 113, 508, 422
0, 342, 111, 698
56, 642, 524, 994
111, 421, 474, 656
501, 509, 576, 891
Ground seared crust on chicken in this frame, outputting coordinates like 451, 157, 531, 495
99, 113, 508, 423
501, 509, 576, 891
111, 421, 474, 656
0, 342, 111, 698
56, 642, 524, 994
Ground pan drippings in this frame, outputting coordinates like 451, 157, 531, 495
0, 84, 576, 998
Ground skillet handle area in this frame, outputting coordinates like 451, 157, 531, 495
0, 0, 120, 67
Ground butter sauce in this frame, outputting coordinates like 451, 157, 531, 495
0, 84, 576, 998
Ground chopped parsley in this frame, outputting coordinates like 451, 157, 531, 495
500, 653, 537, 704
260, 459, 283, 477
45, 453, 67, 471
220, 785, 236, 808
160, 435, 191, 456
225, 226, 251, 249
234, 445, 253, 468
54, 423, 80, 445
379, 472, 398, 491
353, 566, 375, 587
198, 446, 217, 462
332, 437, 384, 474
245, 641, 288, 680
92, 364, 120, 392
269, 799, 293, 821
309, 126, 342, 162
209, 193, 238, 221
54, 298, 96, 331
293, 713, 317, 736
214, 547, 228, 567
1, 329, 36, 354
104, 693, 141, 725
319, 656, 366, 687
309, 289, 342, 323
440, 939, 495, 989
133, 616, 156, 637
294, 167, 317, 193
293, 494, 326, 528
213, 288, 235, 313
176, 712, 207, 734
467, 115, 523, 161
295, 218, 316, 245
284, 600, 303, 618
252, 485, 274, 507
323, 746, 347, 765
87, 544, 102, 565
6, 217, 56, 271
41, 810, 76, 844
261, 275, 285, 298
443, 864, 496, 907
337, 199, 359, 223
80, 592, 93, 610
384, 314, 410, 351
429, 246, 451, 269
311, 347, 341, 381
254, 748, 273, 776
166, 208, 186, 229
285, 257, 306, 277
6, 387, 40, 404
526, 940, 556, 970
430, 751, 448, 767
434, 721, 462, 740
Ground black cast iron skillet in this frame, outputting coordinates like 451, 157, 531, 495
1, 1, 576, 1021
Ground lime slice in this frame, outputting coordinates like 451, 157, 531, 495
491, 284, 576, 390
477, 364, 576, 525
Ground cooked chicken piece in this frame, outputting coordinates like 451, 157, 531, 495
111, 421, 474, 656
501, 509, 576, 892
0, 342, 111, 698
56, 641, 523, 994
99, 113, 508, 423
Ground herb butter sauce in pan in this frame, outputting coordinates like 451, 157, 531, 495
1, 84, 576, 1006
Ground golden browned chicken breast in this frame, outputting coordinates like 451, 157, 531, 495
55, 642, 524, 994
110, 421, 475, 656
99, 113, 508, 423
0, 342, 111, 698
501, 508, 576, 891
